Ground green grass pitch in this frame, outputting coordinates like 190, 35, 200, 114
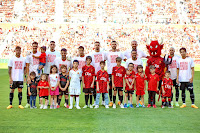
0, 69, 200, 133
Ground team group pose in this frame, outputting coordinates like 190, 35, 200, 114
6, 40, 198, 109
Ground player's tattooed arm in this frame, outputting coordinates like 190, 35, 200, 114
8, 67, 12, 84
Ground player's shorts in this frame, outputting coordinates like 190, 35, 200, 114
172, 79, 179, 87
59, 87, 68, 95
136, 90, 145, 96
40, 96, 48, 99
39, 62, 46, 66
180, 82, 193, 91
125, 90, 134, 94
162, 90, 172, 97
113, 87, 123, 91
10, 81, 23, 89
83, 88, 94, 93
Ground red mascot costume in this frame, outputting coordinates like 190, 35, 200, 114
145, 39, 166, 102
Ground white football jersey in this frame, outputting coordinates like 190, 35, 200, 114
44, 50, 61, 74
125, 58, 143, 73
25, 51, 41, 76
168, 55, 180, 80
89, 51, 106, 74
49, 73, 59, 87
124, 49, 147, 59
53, 57, 72, 73
105, 51, 124, 74
69, 69, 82, 95
177, 57, 195, 82
8, 56, 26, 81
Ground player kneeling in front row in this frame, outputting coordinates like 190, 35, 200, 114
95, 61, 109, 109
37, 73, 49, 109
82, 56, 95, 109
28, 72, 38, 109
177, 47, 198, 109
69, 60, 82, 109
57, 65, 70, 108
135, 65, 146, 108
124, 63, 135, 108
161, 71, 173, 108
112, 57, 126, 108
7, 46, 26, 109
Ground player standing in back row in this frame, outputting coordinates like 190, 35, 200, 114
7, 46, 26, 109
177, 47, 198, 109
105, 41, 124, 107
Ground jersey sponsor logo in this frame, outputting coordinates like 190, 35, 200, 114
94, 54, 103, 63
100, 77, 107, 81
116, 73, 122, 77
85, 72, 92, 76
50, 78, 57, 83
33, 57, 39, 65
110, 55, 118, 63
47, 54, 56, 63
15, 61, 23, 69
165, 84, 171, 89
155, 64, 160, 68
180, 62, 188, 70
128, 78, 133, 82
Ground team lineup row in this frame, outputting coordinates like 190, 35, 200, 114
6, 41, 198, 109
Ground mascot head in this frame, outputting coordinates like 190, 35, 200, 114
146, 38, 163, 57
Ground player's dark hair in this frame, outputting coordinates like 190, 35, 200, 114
116, 57, 122, 61
78, 46, 84, 50
32, 41, 38, 45
73, 60, 79, 64
149, 65, 155, 69
128, 63, 134, 67
111, 40, 117, 43
40, 73, 48, 81
41, 46, 46, 51
61, 48, 67, 52
15, 46, 21, 50
30, 71, 36, 77
131, 49, 137, 53
94, 41, 100, 44
100, 61, 105, 65
165, 70, 171, 74
137, 65, 143, 69
179, 47, 186, 53
50, 41, 55, 44
50, 65, 58, 74
86, 56, 92, 61
60, 64, 67, 69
